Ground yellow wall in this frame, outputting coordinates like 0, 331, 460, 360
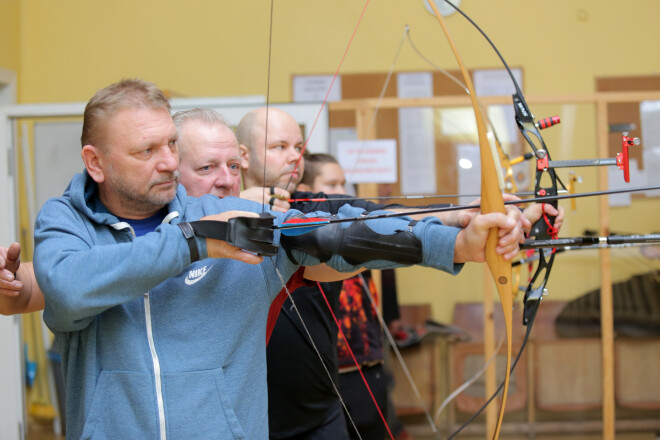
16, 0, 660, 103
10, 0, 660, 322
0, 0, 20, 72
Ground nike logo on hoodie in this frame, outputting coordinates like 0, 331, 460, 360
184, 265, 213, 285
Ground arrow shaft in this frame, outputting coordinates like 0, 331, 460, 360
288, 189, 570, 203
521, 234, 660, 249
276, 184, 660, 232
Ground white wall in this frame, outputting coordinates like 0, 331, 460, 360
0, 93, 328, 440
0, 67, 25, 440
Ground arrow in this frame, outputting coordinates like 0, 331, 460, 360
273, 184, 660, 235
521, 234, 660, 250
288, 188, 569, 204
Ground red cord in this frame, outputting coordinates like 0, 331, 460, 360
290, 0, 372, 178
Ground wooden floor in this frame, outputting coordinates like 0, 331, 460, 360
405, 422, 660, 440
25, 417, 63, 440
25, 416, 660, 440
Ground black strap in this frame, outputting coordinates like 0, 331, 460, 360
178, 222, 199, 263
186, 213, 279, 257
187, 221, 229, 241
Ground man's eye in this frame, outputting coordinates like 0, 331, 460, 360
169, 140, 178, 150
198, 165, 213, 173
229, 163, 240, 170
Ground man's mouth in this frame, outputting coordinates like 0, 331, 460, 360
213, 188, 229, 198
154, 179, 176, 187
153, 172, 180, 189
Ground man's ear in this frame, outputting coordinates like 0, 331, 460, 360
238, 143, 250, 171
297, 183, 312, 192
81, 145, 105, 183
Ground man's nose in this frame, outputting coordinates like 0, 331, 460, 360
157, 146, 178, 172
214, 166, 231, 187
287, 146, 302, 162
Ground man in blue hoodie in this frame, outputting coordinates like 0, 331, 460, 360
26, 78, 524, 440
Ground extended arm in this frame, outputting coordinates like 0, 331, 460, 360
0, 243, 45, 315
282, 204, 526, 275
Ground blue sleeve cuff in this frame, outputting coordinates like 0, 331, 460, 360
194, 236, 208, 261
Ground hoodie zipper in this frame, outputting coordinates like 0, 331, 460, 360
142, 214, 178, 440
111, 215, 179, 440
144, 292, 167, 440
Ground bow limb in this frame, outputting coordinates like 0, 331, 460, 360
428, 4, 512, 439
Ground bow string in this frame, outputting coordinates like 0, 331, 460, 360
260, 2, 405, 439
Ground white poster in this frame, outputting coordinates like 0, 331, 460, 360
293, 75, 342, 103
397, 72, 433, 99
397, 72, 436, 194
337, 139, 397, 183
398, 108, 436, 194
457, 144, 481, 206
640, 100, 660, 197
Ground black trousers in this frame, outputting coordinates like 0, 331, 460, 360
339, 364, 388, 440
275, 400, 350, 440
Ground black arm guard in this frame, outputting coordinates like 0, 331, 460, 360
180, 213, 279, 261
280, 218, 422, 266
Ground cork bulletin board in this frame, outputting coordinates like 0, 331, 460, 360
297, 69, 528, 205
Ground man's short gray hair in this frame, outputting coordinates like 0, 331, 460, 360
173, 108, 234, 159
172, 108, 230, 131
81, 78, 170, 149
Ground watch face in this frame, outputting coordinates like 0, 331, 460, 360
424, 0, 462, 17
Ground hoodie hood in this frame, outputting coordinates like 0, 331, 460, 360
67, 170, 187, 226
